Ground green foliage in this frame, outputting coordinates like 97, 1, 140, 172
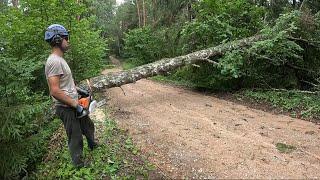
65, 19, 106, 81
87, 0, 117, 37
122, 59, 138, 70
122, 0, 269, 90
1, 0, 320, 177
0, 54, 49, 143
32, 117, 155, 179
173, 65, 240, 90
0, 0, 106, 178
218, 50, 245, 79
164, 0, 266, 90
0, 119, 60, 179
124, 27, 168, 65
120, 0, 320, 91
151, 74, 198, 89
180, 15, 235, 52
276, 143, 296, 153
0, 100, 49, 143
239, 90, 320, 119
188, 0, 265, 40
171, 10, 316, 90
239, 11, 304, 88
151, 0, 193, 26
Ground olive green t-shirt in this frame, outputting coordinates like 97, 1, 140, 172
45, 54, 78, 106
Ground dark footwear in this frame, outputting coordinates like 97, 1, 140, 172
74, 161, 91, 169
89, 142, 100, 151
74, 161, 84, 169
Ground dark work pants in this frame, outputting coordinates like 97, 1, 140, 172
56, 106, 95, 166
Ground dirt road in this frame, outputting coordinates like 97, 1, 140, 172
103, 56, 320, 179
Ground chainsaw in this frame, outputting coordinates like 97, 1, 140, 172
77, 81, 106, 118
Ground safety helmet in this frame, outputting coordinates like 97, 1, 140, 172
44, 24, 69, 44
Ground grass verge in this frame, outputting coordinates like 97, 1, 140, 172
236, 90, 320, 120
30, 111, 158, 179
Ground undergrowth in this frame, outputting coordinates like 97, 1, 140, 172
151, 75, 197, 89
237, 90, 320, 120
122, 59, 138, 70
0, 118, 61, 179
31, 114, 156, 179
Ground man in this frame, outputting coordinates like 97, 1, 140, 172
44, 24, 97, 168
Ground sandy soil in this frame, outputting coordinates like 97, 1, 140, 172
103, 56, 320, 179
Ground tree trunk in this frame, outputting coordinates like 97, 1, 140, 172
12, 0, 18, 7
187, 1, 192, 22
292, 0, 297, 8
300, 0, 306, 11
79, 35, 263, 92
76, 0, 81, 21
152, 0, 156, 27
136, 0, 141, 28
142, 0, 146, 27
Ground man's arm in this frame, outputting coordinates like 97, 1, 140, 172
48, 75, 78, 108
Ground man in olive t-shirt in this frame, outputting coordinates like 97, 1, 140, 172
45, 53, 78, 106
44, 24, 97, 168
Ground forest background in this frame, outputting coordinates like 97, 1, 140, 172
0, 0, 319, 178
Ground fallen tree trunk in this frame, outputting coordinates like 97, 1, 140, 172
79, 35, 263, 92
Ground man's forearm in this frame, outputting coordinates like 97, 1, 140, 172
51, 90, 78, 108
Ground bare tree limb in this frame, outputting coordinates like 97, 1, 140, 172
196, 58, 219, 65
301, 80, 319, 88
288, 37, 320, 48
119, 86, 127, 96
286, 63, 318, 75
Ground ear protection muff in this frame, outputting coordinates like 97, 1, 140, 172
52, 34, 63, 46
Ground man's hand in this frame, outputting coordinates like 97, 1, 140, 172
76, 104, 84, 113
76, 104, 88, 118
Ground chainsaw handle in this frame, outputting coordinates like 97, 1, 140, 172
77, 88, 90, 97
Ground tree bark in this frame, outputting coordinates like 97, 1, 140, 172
12, 0, 18, 7
79, 35, 263, 92
142, 0, 146, 27
136, 0, 141, 28
292, 0, 297, 8
152, 0, 156, 27
300, 0, 306, 11
76, 0, 81, 21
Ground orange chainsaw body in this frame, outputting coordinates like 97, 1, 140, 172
78, 97, 90, 109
